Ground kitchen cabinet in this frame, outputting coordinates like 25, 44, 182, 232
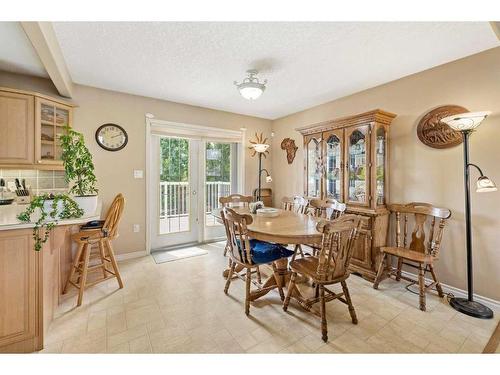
0, 225, 78, 353
298, 109, 396, 281
0, 87, 75, 170
0, 91, 34, 165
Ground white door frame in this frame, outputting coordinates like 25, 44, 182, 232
145, 115, 245, 254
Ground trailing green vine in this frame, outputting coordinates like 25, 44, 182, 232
17, 194, 84, 251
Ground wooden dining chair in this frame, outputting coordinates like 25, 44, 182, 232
219, 194, 253, 208
222, 207, 294, 315
283, 215, 362, 342
281, 196, 309, 258
373, 202, 451, 311
307, 198, 346, 220
219, 194, 253, 256
281, 195, 308, 214
305, 198, 347, 255
63, 194, 125, 306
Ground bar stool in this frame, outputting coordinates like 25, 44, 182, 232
63, 194, 125, 306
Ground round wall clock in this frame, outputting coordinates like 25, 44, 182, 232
95, 123, 128, 151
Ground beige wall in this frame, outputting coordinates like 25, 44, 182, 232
2, 47, 499, 301
271, 47, 500, 301
0, 71, 273, 256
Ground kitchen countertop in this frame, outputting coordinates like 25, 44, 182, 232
0, 202, 101, 231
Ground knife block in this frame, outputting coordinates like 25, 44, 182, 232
15, 190, 32, 205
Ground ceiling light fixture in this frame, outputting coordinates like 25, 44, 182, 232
234, 69, 267, 100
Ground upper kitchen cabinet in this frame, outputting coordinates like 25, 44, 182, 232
0, 91, 34, 165
0, 88, 76, 170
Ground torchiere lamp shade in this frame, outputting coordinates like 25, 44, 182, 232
441, 111, 491, 131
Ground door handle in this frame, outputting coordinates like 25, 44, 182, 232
192, 190, 197, 195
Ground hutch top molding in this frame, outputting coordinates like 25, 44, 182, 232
295, 109, 397, 136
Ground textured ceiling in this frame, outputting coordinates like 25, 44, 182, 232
0, 22, 48, 78
48, 22, 500, 119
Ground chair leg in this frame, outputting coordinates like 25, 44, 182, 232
256, 266, 262, 284
396, 257, 403, 281
373, 253, 386, 289
245, 268, 251, 316
272, 263, 285, 301
97, 241, 108, 279
429, 264, 444, 297
63, 242, 84, 294
418, 264, 426, 311
341, 281, 358, 324
223, 240, 229, 257
224, 262, 236, 294
105, 239, 124, 289
77, 244, 91, 306
320, 285, 328, 342
283, 272, 297, 312
314, 284, 319, 299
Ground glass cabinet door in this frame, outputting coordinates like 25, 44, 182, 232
36, 98, 72, 165
305, 135, 322, 198
375, 126, 387, 206
324, 130, 343, 201
345, 125, 370, 205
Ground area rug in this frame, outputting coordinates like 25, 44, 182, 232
483, 320, 500, 353
151, 246, 209, 264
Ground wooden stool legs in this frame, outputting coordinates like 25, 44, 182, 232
63, 238, 123, 306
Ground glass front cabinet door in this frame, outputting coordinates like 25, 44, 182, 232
304, 134, 323, 198
345, 125, 370, 207
323, 129, 344, 202
35, 98, 73, 166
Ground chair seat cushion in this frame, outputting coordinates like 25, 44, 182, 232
243, 239, 294, 264
380, 246, 434, 263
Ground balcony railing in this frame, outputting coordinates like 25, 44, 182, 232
159, 181, 231, 225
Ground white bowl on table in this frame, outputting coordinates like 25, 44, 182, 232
256, 208, 280, 218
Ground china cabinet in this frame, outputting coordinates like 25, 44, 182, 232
298, 109, 396, 281
0, 87, 75, 170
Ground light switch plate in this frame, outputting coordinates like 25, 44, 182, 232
133, 224, 140, 233
133, 170, 144, 179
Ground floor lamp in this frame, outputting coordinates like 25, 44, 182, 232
252, 143, 272, 202
441, 111, 496, 319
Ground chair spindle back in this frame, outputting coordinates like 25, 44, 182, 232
282, 196, 308, 214
307, 198, 346, 220
222, 207, 254, 265
103, 194, 125, 239
315, 215, 362, 281
389, 202, 451, 258
219, 194, 253, 208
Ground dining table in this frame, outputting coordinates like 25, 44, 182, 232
212, 207, 323, 303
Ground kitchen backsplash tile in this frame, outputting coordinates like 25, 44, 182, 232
0, 169, 68, 195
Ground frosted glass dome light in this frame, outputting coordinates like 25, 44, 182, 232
234, 69, 267, 100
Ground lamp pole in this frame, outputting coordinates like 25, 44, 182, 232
257, 151, 262, 201
462, 130, 474, 302
448, 130, 493, 319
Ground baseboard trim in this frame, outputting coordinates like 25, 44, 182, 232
116, 250, 148, 261
400, 270, 500, 311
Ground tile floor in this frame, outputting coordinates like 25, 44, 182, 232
40, 241, 499, 354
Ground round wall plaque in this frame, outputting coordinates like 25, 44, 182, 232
417, 105, 468, 149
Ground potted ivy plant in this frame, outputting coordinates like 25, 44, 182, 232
18, 194, 84, 251
60, 126, 99, 216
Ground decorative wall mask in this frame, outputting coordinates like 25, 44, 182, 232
417, 105, 468, 149
280, 138, 298, 164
